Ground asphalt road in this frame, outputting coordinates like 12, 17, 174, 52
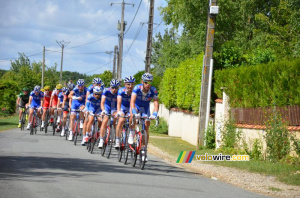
0, 127, 269, 198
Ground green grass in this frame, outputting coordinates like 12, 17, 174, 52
0, 115, 19, 132
149, 133, 300, 186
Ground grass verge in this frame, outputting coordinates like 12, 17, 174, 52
0, 115, 19, 132
149, 133, 300, 186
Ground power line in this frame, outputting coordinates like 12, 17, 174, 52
124, 0, 142, 35
85, 60, 113, 74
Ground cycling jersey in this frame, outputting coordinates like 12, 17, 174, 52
87, 84, 94, 94
51, 89, 61, 107
18, 92, 30, 107
102, 88, 118, 114
58, 92, 64, 104
63, 91, 70, 112
71, 85, 87, 111
117, 87, 132, 114
132, 84, 158, 107
86, 93, 101, 115
30, 91, 44, 108
43, 91, 52, 108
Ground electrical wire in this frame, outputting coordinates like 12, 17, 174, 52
124, 0, 142, 35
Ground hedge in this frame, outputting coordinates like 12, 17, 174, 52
159, 54, 203, 112
214, 59, 300, 108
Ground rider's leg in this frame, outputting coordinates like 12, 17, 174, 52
98, 116, 109, 148
27, 108, 34, 129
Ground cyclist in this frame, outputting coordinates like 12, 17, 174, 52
98, 79, 120, 148
82, 77, 102, 143
129, 73, 159, 161
55, 87, 67, 132
60, 83, 75, 136
49, 84, 63, 125
26, 86, 44, 130
115, 76, 135, 148
82, 86, 103, 145
68, 79, 87, 141
16, 87, 30, 127
41, 86, 52, 129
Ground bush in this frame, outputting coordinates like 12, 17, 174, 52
221, 120, 242, 149
205, 122, 216, 149
159, 68, 177, 108
0, 80, 19, 116
214, 59, 300, 108
149, 117, 168, 135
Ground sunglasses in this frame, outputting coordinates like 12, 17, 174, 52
125, 83, 134, 86
44, 89, 50, 91
94, 93, 101, 96
144, 81, 153, 85
111, 87, 118, 89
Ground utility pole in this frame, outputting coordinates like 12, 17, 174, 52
111, 0, 134, 81
113, 45, 118, 79
198, 0, 219, 147
145, 0, 155, 73
56, 40, 70, 84
106, 50, 114, 73
41, 46, 45, 88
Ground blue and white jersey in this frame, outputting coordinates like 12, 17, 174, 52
86, 94, 101, 111
132, 84, 158, 107
87, 84, 94, 94
72, 85, 87, 105
30, 91, 44, 106
58, 92, 64, 103
117, 87, 132, 108
102, 88, 118, 108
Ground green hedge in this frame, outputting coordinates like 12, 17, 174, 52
214, 59, 300, 108
159, 54, 203, 112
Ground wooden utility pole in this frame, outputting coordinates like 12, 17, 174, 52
113, 45, 118, 79
198, 0, 219, 146
41, 46, 45, 88
111, 0, 134, 80
56, 40, 70, 84
145, 0, 155, 72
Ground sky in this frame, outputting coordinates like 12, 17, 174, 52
0, 0, 168, 78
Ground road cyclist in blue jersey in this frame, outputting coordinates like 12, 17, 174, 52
129, 73, 159, 161
82, 86, 104, 145
68, 79, 87, 141
82, 77, 103, 143
26, 85, 44, 130
115, 75, 136, 148
98, 79, 120, 148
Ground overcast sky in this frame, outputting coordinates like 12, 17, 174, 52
0, 0, 168, 78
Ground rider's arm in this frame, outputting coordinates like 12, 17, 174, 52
117, 96, 122, 112
28, 96, 33, 106
153, 98, 159, 113
40, 95, 44, 107
62, 95, 66, 108
100, 96, 106, 112
130, 94, 137, 112
49, 94, 54, 107
16, 96, 20, 106
68, 91, 74, 100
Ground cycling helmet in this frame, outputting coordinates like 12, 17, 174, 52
56, 84, 63, 90
110, 79, 120, 87
23, 87, 29, 91
93, 77, 102, 84
101, 82, 105, 87
41, 88, 45, 92
68, 83, 75, 91
93, 86, 103, 95
77, 79, 85, 86
44, 86, 50, 90
124, 76, 136, 83
142, 73, 153, 81
34, 85, 41, 92
62, 87, 68, 92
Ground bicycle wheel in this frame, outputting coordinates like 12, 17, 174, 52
52, 112, 57, 135
20, 111, 25, 131
131, 143, 137, 167
140, 130, 148, 170
30, 116, 34, 135
74, 121, 80, 145
118, 128, 125, 162
106, 126, 114, 159
34, 118, 37, 134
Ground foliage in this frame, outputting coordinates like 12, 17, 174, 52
159, 68, 177, 108
159, 54, 203, 112
290, 134, 300, 156
205, 122, 216, 149
243, 138, 263, 160
221, 120, 242, 149
214, 59, 300, 108
0, 80, 19, 116
264, 111, 290, 162
149, 117, 168, 135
